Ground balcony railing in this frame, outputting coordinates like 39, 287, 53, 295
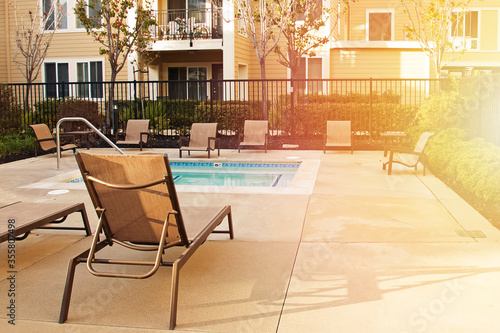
151, 8, 223, 41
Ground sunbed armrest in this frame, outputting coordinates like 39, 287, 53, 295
386, 146, 418, 156
140, 132, 150, 143
179, 135, 189, 147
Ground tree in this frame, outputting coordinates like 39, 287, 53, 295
400, 0, 477, 77
11, 1, 62, 111
234, 0, 281, 119
75, 0, 156, 130
274, 0, 354, 84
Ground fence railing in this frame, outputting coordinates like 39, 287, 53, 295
151, 8, 223, 40
5, 77, 500, 148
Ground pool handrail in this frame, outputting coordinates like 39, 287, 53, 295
56, 117, 126, 169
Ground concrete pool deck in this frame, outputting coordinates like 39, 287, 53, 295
1, 148, 500, 332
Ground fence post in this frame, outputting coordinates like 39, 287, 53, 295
291, 79, 295, 139
210, 79, 214, 122
369, 78, 373, 144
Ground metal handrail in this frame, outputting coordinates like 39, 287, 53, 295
56, 117, 125, 169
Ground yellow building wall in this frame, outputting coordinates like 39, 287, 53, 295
480, 10, 498, 51
2, 0, 131, 84
331, 48, 428, 79
0, 0, 10, 83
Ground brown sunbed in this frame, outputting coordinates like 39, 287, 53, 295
238, 120, 269, 153
0, 201, 91, 243
30, 124, 77, 157
59, 153, 234, 329
116, 119, 151, 151
383, 132, 434, 175
324, 120, 353, 154
179, 123, 220, 158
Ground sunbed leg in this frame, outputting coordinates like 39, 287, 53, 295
59, 256, 80, 323
169, 262, 181, 330
227, 207, 234, 239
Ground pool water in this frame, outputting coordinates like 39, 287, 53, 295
171, 161, 299, 187
67, 161, 300, 187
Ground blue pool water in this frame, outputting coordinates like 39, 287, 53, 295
67, 161, 300, 187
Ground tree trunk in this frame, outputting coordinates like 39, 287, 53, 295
260, 59, 268, 120
107, 70, 117, 136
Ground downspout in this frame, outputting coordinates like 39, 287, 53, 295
5, 0, 12, 82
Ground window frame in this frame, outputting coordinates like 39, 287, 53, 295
451, 10, 479, 50
43, 58, 105, 100
366, 9, 395, 42
295, 57, 324, 95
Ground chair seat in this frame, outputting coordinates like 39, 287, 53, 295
239, 141, 266, 146
182, 206, 228, 242
180, 146, 210, 151
325, 142, 351, 147
61, 143, 78, 150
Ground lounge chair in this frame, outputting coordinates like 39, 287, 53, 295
383, 132, 434, 175
324, 121, 353, 154
238, 120, 269, 153
116, 119, 151, 151
179, 123, 220, 158
30, 124, 77, 157
59, 153, 234, 329
0, 201, 90, 243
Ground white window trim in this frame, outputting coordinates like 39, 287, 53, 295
366, 8, 395, 42
41, 0, 101, 33
450, 9, 481, 51
42, 57, 106, 99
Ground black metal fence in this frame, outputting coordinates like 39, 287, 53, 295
4, 76, 500, 148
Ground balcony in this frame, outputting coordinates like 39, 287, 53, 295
151, 8, 223, 41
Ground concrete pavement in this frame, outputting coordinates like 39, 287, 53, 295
1, 148, 500, 332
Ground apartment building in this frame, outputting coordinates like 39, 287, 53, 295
1, 0, 500, 92
332, 0, 500, 79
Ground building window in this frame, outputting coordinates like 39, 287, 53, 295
44, 0, 68, 30
77, 61, 103, 98
188, 67, 207, 100
296, 57, 323, 94
367, 10, 394, 41
44, 63, 69, 98
452, 10, 478, 49
168, 67, 207, 100
76, 0, 102, 28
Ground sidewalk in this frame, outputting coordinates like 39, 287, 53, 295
1, 149, 500, 332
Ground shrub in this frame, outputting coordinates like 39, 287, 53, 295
0, 84, 23, 135
0, 132, 36, 156
57, 99, 103, 132
425, 128, 500, 224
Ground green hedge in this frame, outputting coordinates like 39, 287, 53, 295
0, 132, 36, 156
425, 128, 500, 225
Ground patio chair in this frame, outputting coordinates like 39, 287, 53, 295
324, 121, 353, 154
383, 132, 434, 175
179, 123, 220, 158
238, 120, 269, 153
30, 123, 77, 157
0, 201, 91, 243
116, 119, 151, 151
59, 153, 234, 330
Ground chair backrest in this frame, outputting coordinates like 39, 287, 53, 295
414, 132, 434, 153
125, 119, 150, 143
75, 153, 188, 245
326, 121, 351, 145
243, 120, 268, 144
189, 123, 217, 149
30, 124, 56, 151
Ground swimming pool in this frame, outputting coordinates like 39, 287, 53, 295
170, 161, 300, 187
66, 161, 301, 187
